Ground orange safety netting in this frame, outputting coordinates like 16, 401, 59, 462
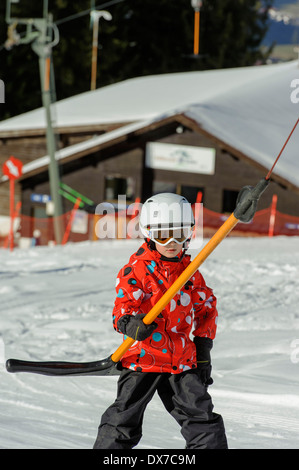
1, 203, 299, 249
202, 206, 299, 237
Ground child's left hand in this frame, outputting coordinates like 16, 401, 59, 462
194, 337, 213, 385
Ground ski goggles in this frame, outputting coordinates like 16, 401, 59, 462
148, 226, 194, 246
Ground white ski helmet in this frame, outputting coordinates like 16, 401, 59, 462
139, 193, 195, 246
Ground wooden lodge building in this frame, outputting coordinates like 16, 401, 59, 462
0, 61, 299, 237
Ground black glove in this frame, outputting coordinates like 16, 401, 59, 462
194, 336, 213, 386
117, 314, 158, 341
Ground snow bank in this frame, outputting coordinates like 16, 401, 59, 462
0, 237, 299, 449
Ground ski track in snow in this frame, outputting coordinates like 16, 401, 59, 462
0, 237, 299, 449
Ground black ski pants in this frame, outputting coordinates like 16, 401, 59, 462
93, 368, 228, 449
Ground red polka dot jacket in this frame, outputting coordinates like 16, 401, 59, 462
112, 242, 218, 374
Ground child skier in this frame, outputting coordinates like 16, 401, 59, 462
93, 193, 228, 449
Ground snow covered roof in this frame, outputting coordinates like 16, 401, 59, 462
7, 118, 159, 177
184, 60, 299, 190
0, 60, 298, 188
0, 61, 296, 132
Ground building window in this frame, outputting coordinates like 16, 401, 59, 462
152, 181, 177, 195
152, 182, 204, 204
31, 206, 47, 219
181, 185, 204, 204
105, 176, 135, 201
222, 189, 239, 213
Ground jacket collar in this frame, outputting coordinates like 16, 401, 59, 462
133, 241, 190, 268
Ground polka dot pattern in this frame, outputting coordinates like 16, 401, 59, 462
112, 242, 218, 374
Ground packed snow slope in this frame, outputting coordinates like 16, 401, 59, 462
1, 237, 299, 449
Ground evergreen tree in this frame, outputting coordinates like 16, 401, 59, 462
100, 0, 273, 82
0, 0, 93, 119
199, 0, 273, 69
97, 0, 196, 84
0, 0, 273, 119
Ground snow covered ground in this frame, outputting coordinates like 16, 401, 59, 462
1, 236, 299, 449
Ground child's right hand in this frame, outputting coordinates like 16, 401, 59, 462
117, 314, 158, 341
